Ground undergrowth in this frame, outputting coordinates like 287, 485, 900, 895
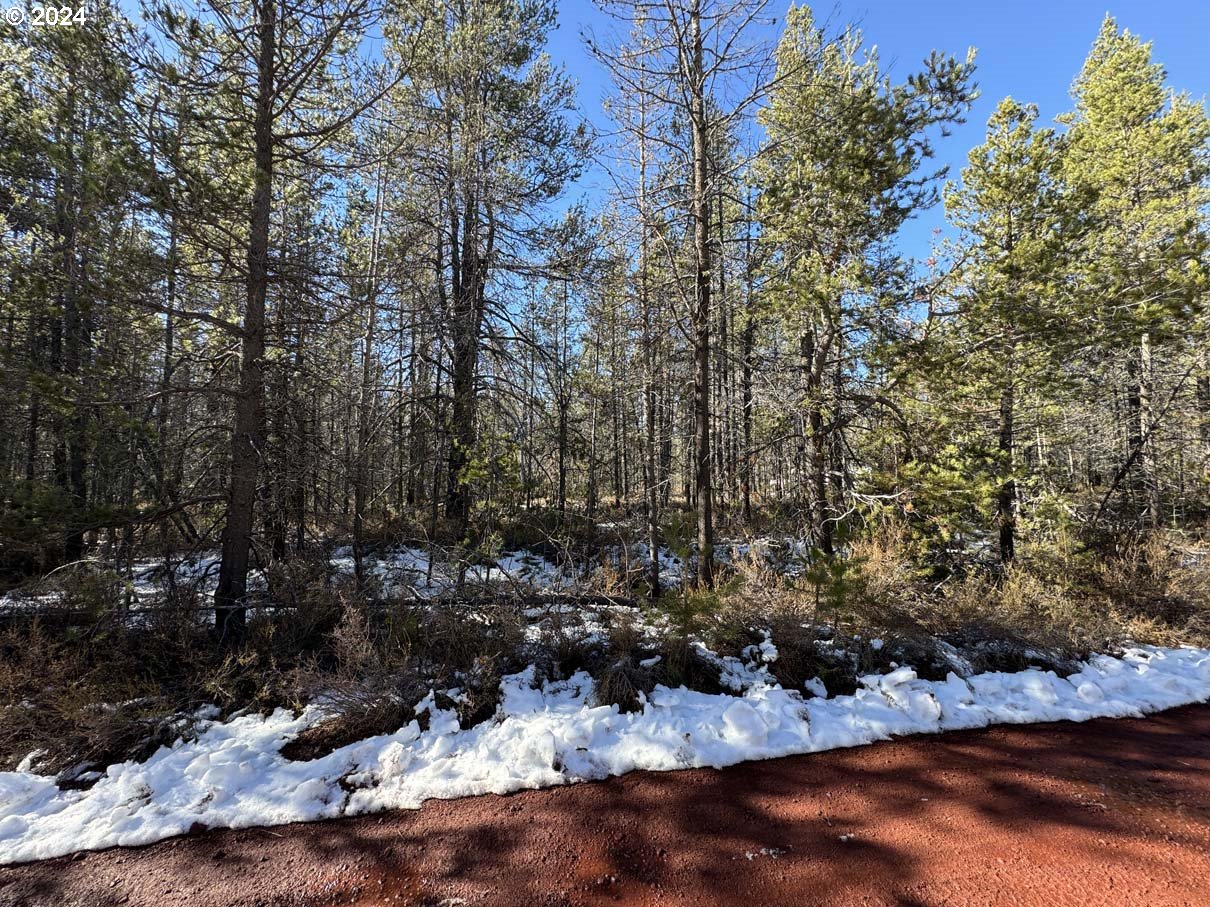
1, 522, 1207, 777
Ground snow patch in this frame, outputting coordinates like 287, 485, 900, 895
0, 645, 1208, 864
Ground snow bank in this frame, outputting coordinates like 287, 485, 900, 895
1, 645, 1208, 864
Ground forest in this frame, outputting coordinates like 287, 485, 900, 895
0, 0, 1209, 833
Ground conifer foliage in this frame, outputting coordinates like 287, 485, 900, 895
0, 6, 1207, 611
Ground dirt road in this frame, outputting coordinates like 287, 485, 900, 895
3, 704, 1208, 907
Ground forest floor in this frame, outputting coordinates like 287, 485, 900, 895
2, 703, 1207, 907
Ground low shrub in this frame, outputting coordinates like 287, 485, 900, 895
4, 523, 1209, 779
590, 609, 724, 712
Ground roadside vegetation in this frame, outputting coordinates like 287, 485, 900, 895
1, 2, 1207, 789
4, 511, 1208, 780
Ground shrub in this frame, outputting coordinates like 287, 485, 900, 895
591, 612, 723, 710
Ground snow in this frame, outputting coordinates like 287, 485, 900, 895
0, 546, 583, 617
742, 630, 779, 665
745, 846, 786, 860
0, 644, 1208, 864
1, 537, 818, 614
603, 536, 816, 590
328, 546, 578, 598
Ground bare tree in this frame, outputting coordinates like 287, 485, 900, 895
589, 0, 772, 586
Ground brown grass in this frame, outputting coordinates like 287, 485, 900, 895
3, 524, 1207, 778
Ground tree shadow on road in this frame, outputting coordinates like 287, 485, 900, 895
2, 704, 1208, 907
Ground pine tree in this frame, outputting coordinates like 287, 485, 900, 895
1062, 16, 1210, 525
590, 0, 771, 587
755, 4, 974, 552
147, 0, 401, 636
0, 4, 150, 565
399, 0, 585, 539
943, 98, 1079, 562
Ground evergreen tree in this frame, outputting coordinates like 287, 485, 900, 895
755, 4, 974, 553
943, 98, 1080, 562
1062, 16, 1210, 525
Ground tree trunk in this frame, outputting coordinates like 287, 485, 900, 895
1139, 332, 1158, 525
556, 281, 569, 518
741, 195, 755, 524
1197, 347, 1210, 455
689, 1, 713, 588
803, 329, 831, 554
55, 87, 90, 563
353, 163, 385, 586
640, 105, 661, 600
24, 306, 41, 482
215, 0, 275, 640
292, 331, 307, 556
445, 184, 489, 537
998, 378, 1015, 564
587, 323, 601, 519
158, 207, 178, 550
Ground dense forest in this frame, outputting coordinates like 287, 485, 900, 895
1, 0, 1207, 630
4, 0, 1210, 885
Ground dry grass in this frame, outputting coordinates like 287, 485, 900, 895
1089, 532, 1210, 646
591, 610, 723, 711
0, 616, 202, 778
670, 521, 1210, 694
4, 524, 1208, 778
592, 616, 657, 712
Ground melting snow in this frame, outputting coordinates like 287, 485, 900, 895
0, 645, 1207, 864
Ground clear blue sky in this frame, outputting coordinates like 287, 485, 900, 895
119, 0, 1207, 260
549, 0, 1210, 261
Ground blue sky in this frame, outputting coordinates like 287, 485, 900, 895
549, 0, 1210, 261
119, 0, 1207, 260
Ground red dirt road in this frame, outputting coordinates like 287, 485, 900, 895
2, 705, 1208, 907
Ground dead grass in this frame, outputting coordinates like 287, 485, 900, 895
3, 523, 1207, 777
672, 521, 1210, 694
591, 612, 723, 711
0, 615, 202, 778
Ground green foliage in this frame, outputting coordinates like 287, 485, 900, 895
661, 509, 696, 563
897, 444, 999, 540
1062, 16, 1209, 343
654, 575, 741, 640
0, 481, 76, 576
755, 4, 976, 325
798, 548, 868, 626
945, 97, 1081, 346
